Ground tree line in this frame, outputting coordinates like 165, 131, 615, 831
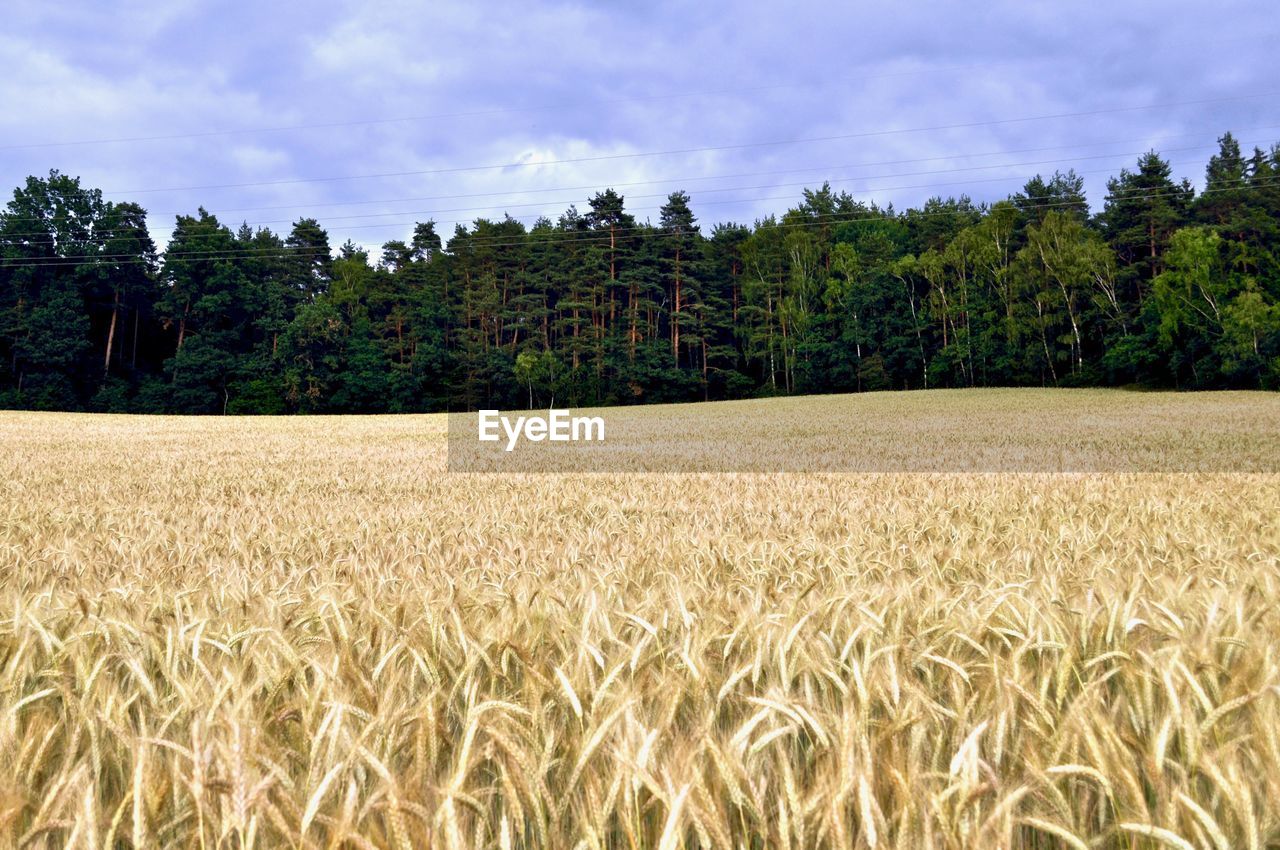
1, 132, 1278, 414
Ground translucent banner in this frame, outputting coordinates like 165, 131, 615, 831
446, 389, 1280, 473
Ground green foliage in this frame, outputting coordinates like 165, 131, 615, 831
2, 140, 1279, 414
513, 349, 558, 409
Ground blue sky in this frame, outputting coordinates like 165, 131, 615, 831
1, 0, 1276, 253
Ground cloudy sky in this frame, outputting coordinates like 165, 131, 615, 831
1, 0, 1275, 253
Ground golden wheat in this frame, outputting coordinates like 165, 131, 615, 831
1, 390, 1278, 848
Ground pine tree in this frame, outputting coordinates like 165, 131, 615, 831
1098, 151, 1192, 295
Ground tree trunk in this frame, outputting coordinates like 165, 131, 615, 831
672, 247, 682, 365
1146, 218, 1157, 296
176, 302, 189, 350
853, 309, 862, 392
628, 278, 638, 361
767, 289, 776, 391
1057, 282, 1083, 373
898, 276, 928, 389
103, 288, 120, 378
572, 306, 580, 369
1037, 299, 1058, 384
732, 268, 739, 323
701, 330, 711, 399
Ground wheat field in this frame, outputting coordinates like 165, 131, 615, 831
2, 390, 1279, 849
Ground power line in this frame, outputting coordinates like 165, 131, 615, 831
0, 162, 1236, 256
0, 156, 1176, 246
137, 136, 1259, 234
2, 132, 1263, 240
5, 31, 1272, 153
0, 144, 1165, 240
0, 61, 1035, 152
0, 178, 1267, 269
3, 124, 1271, 232
135, 141, 1236, 232
93, 91, 1280, 196
136, 125, 1279, 221
0, 149, 1237, 256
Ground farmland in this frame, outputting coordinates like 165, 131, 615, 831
2, 389, 1279, 848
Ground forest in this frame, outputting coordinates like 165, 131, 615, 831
1, 132, 1278, 414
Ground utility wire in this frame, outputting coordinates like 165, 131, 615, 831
2, 135, 1259, 242
4, 31, 1272, 152
3, 124, 1272, 231
0, 178, 1267, 269
85, 91, 1279, 196
0, 168, 1250, 260
1, 61, 1042, 152
116, 124, 1280, 221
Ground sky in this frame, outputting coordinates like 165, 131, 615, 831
1, 0, 1276, 255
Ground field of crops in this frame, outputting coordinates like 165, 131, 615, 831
2, 390, 1279, 849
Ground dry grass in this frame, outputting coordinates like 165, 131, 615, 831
1, 390, 1279, 849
